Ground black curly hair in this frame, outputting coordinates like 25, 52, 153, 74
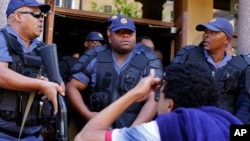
163, 62, 219, 109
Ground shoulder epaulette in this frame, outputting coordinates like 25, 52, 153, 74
70, 45, 109, 77
228, 55, 248, 71
140, 45, 164, 79
171, 45, 204, 64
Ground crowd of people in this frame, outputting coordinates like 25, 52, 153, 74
0, 0, 248, 141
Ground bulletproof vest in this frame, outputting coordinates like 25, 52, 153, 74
0, 29, 52, 126
171, 46, 250, 114
72, 45, 163, 128
91, 48, 147, 127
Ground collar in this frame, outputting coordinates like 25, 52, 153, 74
203, 50, 232, 68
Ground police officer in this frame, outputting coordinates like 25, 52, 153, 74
0, 0, 65, 140
59, 31, 106, 84
84, 31, 107, 50
59, 31, 107, 136
66, 15, 164, 129
137, 36, 163, 62
171, 17, 250, 124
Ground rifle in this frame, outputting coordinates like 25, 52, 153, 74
38, 44, 68, 141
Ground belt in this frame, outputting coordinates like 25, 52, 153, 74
0, 127, 40, 139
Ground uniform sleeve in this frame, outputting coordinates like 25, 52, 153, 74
171, 45, 196, 64
0, 32, 13, 62
72, 57, 97, 86
106, 121, 160, 141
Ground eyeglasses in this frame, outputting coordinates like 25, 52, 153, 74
15, 11, 47, 19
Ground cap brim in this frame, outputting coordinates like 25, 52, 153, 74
196, 24, 221, 32
27, 3, 51, 13
111, 27, 135, 32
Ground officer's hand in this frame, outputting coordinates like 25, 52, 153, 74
39, 81, 65, 114
131, 69, 161, 102
40, 76, 48, 81
93, 41, 101, 46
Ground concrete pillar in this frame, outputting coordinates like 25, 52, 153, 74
237, 0, 250, 54
0, 0, 9, 28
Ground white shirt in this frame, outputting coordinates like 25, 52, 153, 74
106, 121, 160, 141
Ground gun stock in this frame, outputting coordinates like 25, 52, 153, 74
38, 44, 68, 141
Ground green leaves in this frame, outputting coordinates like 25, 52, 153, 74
90, 0, 142, 18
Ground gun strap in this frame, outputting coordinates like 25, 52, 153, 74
18, 66, 44, 140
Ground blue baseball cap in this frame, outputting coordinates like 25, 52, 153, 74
196, 17, 233, 38
6, 0, 51, 18
110, 16, 136, 32
85, 31, 106, 42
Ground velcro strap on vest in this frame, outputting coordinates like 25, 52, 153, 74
130, 53, 148, 69
188, 47, 205, 62
98, 49, 113, 63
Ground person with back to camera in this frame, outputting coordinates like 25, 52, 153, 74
59, 31, 106, 84
0, 0, 65, 140
59, 31, 107, 139
171, 17, 250, 124
74, 62, 243, 141
137, 36, 163, 62
66, 15, 164, 129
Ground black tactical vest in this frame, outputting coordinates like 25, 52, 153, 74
0, 29, 53, 126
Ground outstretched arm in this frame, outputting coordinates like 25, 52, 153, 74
130, 90, 157, 127
74, 69, 161, 141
